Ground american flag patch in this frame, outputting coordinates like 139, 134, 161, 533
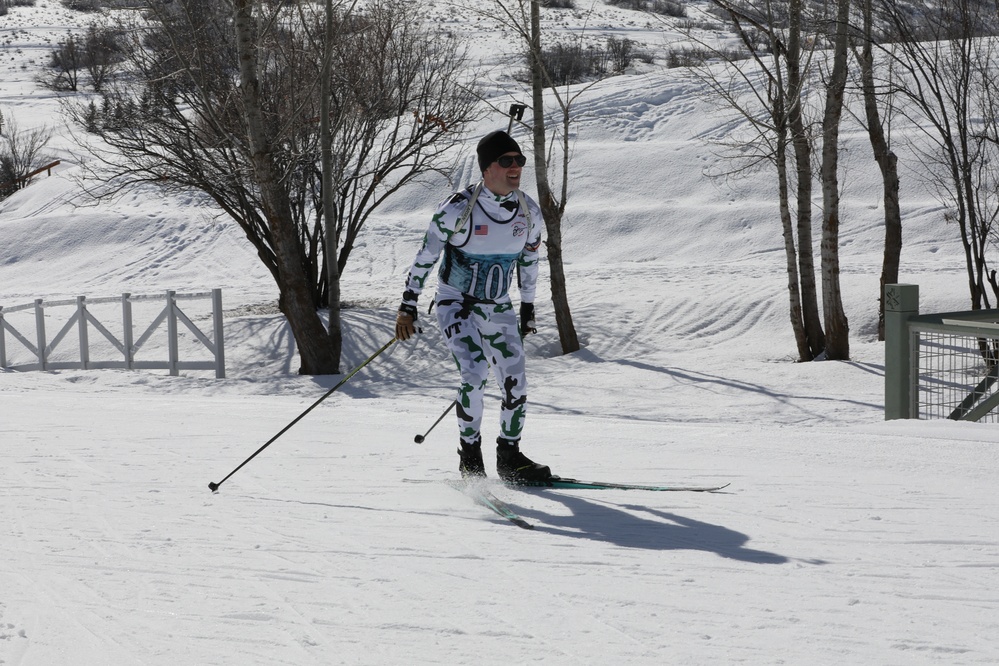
474, 224, 488, 235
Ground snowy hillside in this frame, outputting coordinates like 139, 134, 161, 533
2, 1, 998, 665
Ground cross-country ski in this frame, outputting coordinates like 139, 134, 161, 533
441, 479, 533, 529
406, 477, 730, 492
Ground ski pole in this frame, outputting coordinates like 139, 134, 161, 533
414, 399, 456, 444
208, 337, 397, 493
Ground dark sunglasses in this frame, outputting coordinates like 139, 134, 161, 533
496, 155, 527, 168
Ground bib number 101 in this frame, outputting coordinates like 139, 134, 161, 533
469, 262, 514, 301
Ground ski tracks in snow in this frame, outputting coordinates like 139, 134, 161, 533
573, 72, 707, 143
572, 262, 782, 361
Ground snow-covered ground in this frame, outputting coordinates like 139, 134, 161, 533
2, 1, 998, 664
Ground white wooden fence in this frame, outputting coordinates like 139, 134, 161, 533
0, 289, 225, 378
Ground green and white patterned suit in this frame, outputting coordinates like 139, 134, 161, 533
402, 182, 543, 445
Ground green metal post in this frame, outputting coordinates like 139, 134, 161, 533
884, 284, 919, 419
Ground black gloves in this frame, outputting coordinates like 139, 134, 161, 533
520, 302, 536, 337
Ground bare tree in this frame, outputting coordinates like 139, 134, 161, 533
818, 0, 852, 360
40, 25, 123, 93
698, 0, 826, 360
454, 0, 594, 354
852, 0, 901, 341
525, 0, 580, 353
320, 0, 343, 370
309, 2, 479, 279
784, 0, 825, 358
881, 0, 999, 310
705, 0, 895, 351
81, 23, 123, 93
0, 114, 53, 199
295, 0, 479, 367
66, 0, 476, 374
231, 0, 337, 374
39, 31, 80, 92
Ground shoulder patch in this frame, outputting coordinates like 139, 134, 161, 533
447, 192, 468, 205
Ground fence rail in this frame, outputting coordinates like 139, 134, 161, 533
885, 283, 999, 421
0, 289, 225, 378
0, 160, 61, 195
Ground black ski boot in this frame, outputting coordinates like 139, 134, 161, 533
496, 438, 551, 484
458, 438, 486, 478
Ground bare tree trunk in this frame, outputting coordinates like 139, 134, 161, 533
529, 0, 579, 354
819, 0, 852, 360
787, 0, 825, 359
233, 0, 336, 375
776, 119, 812, 361
857, 0, 901, 341
321, 0, 342, 372
705, 0, 824, 360
884, 0, 995, 312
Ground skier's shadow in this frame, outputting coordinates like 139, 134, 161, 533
515, 492, 789, 564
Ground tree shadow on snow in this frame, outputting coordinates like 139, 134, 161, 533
516, 492, 789, 564
615, 359, 883, 414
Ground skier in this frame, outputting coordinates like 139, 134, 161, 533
394, 130, 553, 483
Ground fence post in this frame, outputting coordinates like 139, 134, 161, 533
77, 296, 90, 370
166, 290, 179, 376
34, 298, 47, 371
122, 293, 133, 369
212, 288, 226, 379
884, 284, 920, 420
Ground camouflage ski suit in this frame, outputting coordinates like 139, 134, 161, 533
401, 182, 543, 445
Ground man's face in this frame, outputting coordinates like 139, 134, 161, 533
483, 151, 524, 195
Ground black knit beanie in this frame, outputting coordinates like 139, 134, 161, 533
476, 130, 523, 172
